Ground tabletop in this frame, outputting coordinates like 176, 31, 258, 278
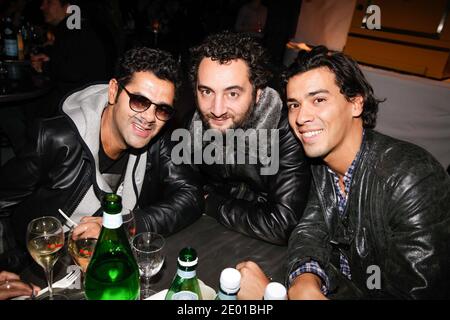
20, 215, 288, 299
0, 60, 52, 105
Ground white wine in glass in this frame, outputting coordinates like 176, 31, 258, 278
68, 228, 97, 273
27, 216, 64, 300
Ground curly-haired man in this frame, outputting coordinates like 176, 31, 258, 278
237, 46, 449, 299
185, 31, 311, 245
0, 47, 203, 270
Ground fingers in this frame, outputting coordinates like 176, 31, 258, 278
0, 280, 33, 300
0, 271, 21, 282
80, 216, 102, 224
235, 261, 270, 300
72, 221, 101, 239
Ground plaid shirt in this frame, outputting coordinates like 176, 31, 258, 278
289, 131, 365, 295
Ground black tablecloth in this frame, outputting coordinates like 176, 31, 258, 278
21, 215, 288, 298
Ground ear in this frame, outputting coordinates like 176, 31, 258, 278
255, 88, 262, 104
351, 95, 364, 118
108, 79, 119, 105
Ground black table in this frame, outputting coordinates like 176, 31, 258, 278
0, 60, 52, 105
21, 215, 288, 298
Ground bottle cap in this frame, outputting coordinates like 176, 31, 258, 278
264, 282, 287, 300
220, 268, 241, 294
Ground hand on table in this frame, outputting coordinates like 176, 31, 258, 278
0, 271, 40, 300
236, 261, 270, 300
71, 217, 102, 240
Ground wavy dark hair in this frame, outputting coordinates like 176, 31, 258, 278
282, 46, 383, 129
189, 31, 271, 91
115, 47, 180, 97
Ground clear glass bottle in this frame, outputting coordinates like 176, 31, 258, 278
165, 247, 203, 300
215, 267, 241, 300
84, 193, 140, 300
263, 282, 287, 300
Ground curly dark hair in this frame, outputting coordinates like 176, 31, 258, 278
115, 47, 180, 97
189, 31, 271, 91
282, 46, 383, 129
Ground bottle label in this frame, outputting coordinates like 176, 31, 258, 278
103, 212, 123, 229
217, 291, 237, 300
4, 39, 18, 57
172, 291, 198, 300
177, 269, 196, 279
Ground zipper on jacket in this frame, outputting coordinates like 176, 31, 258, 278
66, 159, 93, 215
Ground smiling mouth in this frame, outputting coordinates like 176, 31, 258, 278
301, 129, 323, 138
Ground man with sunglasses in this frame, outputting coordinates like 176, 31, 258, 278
0, 47, 203, 270
185, 32, 311, 245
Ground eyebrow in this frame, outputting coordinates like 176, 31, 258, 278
197, 85, 244, 92
287, 89, 330, 102
307, 89, 330, 97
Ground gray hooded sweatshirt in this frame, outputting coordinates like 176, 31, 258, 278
61, 84, 147, 224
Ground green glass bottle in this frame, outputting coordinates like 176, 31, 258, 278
84, 193, 140, 300
165, 247, 203, 300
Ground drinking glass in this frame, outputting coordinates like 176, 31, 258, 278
26, 216, 64, 300
131, 232, 165, 299
122, 209, 136, 241
67, 227, 98, 274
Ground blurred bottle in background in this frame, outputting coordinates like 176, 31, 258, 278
3, 17, 18, 60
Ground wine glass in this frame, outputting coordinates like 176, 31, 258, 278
26, 216, 64, 300
122, 209, 136, 241
67, 227, 98, 276
131, 232, 165, 299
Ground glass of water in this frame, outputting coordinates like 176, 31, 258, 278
131, 232, 165, 299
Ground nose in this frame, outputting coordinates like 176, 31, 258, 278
140, 105, 157, 124
210, 95, 226, 118
296, 103, 314, 127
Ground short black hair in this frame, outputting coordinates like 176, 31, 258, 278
115, 47, 180, 96
189, 31, 271, 91
282, 46, 383, 129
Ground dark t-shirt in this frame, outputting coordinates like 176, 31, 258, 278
98, 142, 129, 193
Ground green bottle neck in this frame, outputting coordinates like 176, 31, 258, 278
176, 267, 197, 279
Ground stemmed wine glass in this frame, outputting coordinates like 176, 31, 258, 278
67, 227, 98, 281
26, 216, 64, 300
131, 232, 165, 299
122, 209, 136, 241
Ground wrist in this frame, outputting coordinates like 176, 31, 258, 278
289, 273, 324, 300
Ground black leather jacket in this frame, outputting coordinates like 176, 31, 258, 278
0, 116, 204, 247
287, 130, 450, 299
198, 110, 311, 245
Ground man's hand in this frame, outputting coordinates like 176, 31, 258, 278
236, 261, 270, 300
0, 271, 40, 300
71, 217, 103, 240
288, 273, 328, 300
30, 53, 50, 73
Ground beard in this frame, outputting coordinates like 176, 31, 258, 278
199, 92, 258, 132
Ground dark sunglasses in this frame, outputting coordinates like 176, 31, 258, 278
118, 83, 175, 121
